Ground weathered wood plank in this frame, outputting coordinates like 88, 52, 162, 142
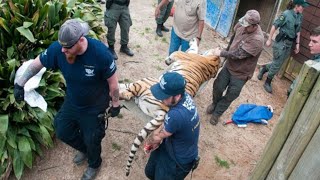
288, 126, 320, 180
267, 66, 320, 180
250, 60, 320, 180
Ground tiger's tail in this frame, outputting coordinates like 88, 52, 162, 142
125, 113, 165, 176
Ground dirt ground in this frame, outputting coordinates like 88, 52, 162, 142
19, 0, 291, 180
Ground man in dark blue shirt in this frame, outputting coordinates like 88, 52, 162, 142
14, 19, 121, 180
144, 72, 200, 180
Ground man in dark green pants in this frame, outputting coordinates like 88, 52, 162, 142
207, 10, 264, 125
155, 0, 174, 37
104, 0, 134, 60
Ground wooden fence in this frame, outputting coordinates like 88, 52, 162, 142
250, 60, 320, 180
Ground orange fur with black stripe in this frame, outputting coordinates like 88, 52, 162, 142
120, 51, 221, 176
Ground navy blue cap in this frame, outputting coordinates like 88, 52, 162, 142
151, 72, 186, 100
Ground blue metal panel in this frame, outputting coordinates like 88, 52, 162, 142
216, 0, 238, 37
206, 0, 239, 37
205, 0, 223, 29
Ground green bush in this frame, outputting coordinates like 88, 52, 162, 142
0, 0, 105, 179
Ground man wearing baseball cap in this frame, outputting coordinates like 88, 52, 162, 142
14, 19, 121, 180
208, 10, 264, 125
144, 72, 200, 179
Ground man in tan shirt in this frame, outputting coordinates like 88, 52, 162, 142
155, 0, 206, 55
207, 10, 264, 125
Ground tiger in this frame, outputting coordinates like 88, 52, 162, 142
120, 45, 221, 176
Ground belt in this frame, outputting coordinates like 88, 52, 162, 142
284, 36, 295, 41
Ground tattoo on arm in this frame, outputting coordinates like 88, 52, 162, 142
111, 88, 119, 102
17, 62, 43, 86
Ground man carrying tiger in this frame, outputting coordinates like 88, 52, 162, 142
207, 10, 264, 125
144, 72, 200, 180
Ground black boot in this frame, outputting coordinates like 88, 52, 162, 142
156, 24, 163, 37
161, 23, 170, 32
257, 65, 267, 80
120, 44, 134, 56
264, 77, 273, 93
109, 45, 118, 60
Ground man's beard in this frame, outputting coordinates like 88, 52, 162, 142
167, 97, 178, 107
65, 54, 76, 64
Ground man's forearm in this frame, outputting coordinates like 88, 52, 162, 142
197, 20, 204, 38
110, 88, 120, 107
268, 25, 276, 41
107, 73, 120, 107
296, 32, 301, 44
16, 57, 43, 86
220, 48, 252, 60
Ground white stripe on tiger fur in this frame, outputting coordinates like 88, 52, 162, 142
120, 49, 221, 176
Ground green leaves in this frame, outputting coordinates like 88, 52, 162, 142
0, 114, 8, 135
13, 149, 24, 179
18, 136, 32, 168
16, 24, 37, 43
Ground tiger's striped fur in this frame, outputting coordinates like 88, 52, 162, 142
121, 52, 221, 176
166, 51, 221, 96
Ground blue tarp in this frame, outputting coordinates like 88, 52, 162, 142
231, 104, 273, 125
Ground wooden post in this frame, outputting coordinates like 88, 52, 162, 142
278, 56, 291, 78
288, 126, 320, 180
267, 65, 320, 179
250, 60, 320, 180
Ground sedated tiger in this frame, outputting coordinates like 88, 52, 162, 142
119, 44, 221, 176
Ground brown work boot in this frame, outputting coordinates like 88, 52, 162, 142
206, 104, 215, 114
209, 114, 220, 125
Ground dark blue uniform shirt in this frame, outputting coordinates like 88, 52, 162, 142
40, 37, 116, 113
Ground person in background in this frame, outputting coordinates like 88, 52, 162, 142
144, 72, 200, 179
14, 19, 121, 180
104, 0, 134, 60
257, 0, 309, 93
155, 0, 174, 37
155, 0, 206, 55
287, 26, 320, 96
207, 10, 264, 125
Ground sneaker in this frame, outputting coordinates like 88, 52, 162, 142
73, 151, 87, 166
209, 115, 220, 125
206, 104, 215, 114
81, 167, 100, 180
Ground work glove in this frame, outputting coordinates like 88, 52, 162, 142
108, 106, 121, 117
14, 83, 24, 102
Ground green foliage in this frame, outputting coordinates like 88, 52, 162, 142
0, 0, 105, 179
111, 142, 121, 151
215, 155, 230, 169
161, 37, 168, 44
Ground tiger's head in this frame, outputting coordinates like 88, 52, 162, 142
119, 83, 134, 101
